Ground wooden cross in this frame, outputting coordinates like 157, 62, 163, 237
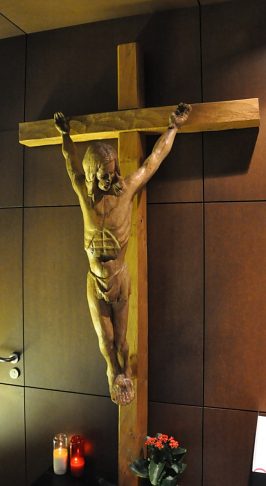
19, 43, 260, 486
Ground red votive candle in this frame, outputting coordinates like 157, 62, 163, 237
70, 435, 85, 478
70, 455, 85, 477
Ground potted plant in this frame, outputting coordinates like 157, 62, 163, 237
129, 433, 187, 485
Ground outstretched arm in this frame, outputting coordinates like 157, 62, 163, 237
54, 112, 84, 189
127, 103, 192, 196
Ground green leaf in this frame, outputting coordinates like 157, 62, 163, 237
161, 475, 179, 486
170, 462, 186, 475
172, 447, 187, 456
170, 464, 180, 474
149, 459, 166, 485
178, 463, 187, 474
129, 458, 149, 478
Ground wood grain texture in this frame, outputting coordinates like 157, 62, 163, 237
118, 131, 147, 486
117, 43, 144, 110
118, 43, 147, 486
19, 98, 260, 147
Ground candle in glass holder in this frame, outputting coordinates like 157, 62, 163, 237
70, 455, 85, 477
53, 433, 68, 475
70, 435, 85, 477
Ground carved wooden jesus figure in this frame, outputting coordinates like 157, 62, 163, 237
54, 103, 191, 406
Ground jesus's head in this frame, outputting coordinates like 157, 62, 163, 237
82, 142, 123, 197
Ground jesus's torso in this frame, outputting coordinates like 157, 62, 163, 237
79, 187, 133, 278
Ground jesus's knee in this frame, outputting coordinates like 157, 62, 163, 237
98, 334, 115, 356
116, 338, 129, 357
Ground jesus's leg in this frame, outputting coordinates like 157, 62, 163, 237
113, 298, 131, 378
87, 273, 121, 403
111, 268, 134, 405
112, 298, 135, 406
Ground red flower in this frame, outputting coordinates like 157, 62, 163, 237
145, 433, 180, 450
169, 439, 179, 448
159, 434, 169, 443
145, 437, 156, 446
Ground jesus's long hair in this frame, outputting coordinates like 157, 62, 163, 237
82, 141, 125, 200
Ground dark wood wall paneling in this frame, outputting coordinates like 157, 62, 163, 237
0, 385, 26, 485
0, 36, 26, 131
148, 204, 203, 406
203, 408, 257, 486
1, 1, 266, 485
0, 131, 24, 208
205, 203, 266, 411
25, 15, 151, 122
0, 209, 23, 386
0, 35, 26, 484
202, 1, 266, 485
143, 7, 203, 205
202, 0, 266, 201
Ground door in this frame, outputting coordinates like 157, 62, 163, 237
0, 208, 25, 485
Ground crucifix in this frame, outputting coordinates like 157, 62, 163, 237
53, 100, 191, 409
19, 42, 259, 485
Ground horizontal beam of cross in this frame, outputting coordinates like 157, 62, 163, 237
19, 98, 259, 147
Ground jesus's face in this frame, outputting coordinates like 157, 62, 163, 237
96, 160, 116, 192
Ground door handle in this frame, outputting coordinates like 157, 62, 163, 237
0, 352, 19, 363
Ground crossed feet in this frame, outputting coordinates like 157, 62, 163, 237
110, 374, 135, 406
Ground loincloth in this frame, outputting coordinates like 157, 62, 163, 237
88, 264, 131, 304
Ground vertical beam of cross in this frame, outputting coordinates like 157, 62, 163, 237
117, 43, 148, 486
